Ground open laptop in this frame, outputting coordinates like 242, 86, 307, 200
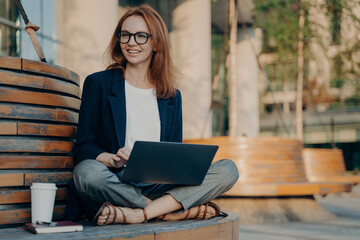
122, 141, 218, 185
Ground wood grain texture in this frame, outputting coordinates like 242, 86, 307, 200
0, 70, 80, 97
0, 155, 74, 169
0, 57, 79, 85
308, 175, 360, 184
0, 104, 78, 123
24, 172, 73, 186
186, 136, 303, 146
0, 122, 17, 135
0, 56, 21, 70
0, 121, 76, 137
0, 172, 72, 187
22, 59, 79, 86
232, 213, 239, 240
0, 138, 73, 153
223, 182, 351, 196
302, 148, 360, 183
0, 205, 65, 225
111, 236, 154, 240
155, 220, 233, 240
18, 122, 76, 137
0, 88, 80, 110
0, 173, 24, 187
0, 188, 67, 204
185, 137, 351, 196
185, 137, 308, 184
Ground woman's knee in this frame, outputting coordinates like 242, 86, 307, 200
73, 160, 108, 193
214, 159, 239, 187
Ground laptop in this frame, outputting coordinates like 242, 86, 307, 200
122, 141, 218, 185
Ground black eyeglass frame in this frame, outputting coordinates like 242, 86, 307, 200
117, 31, 152, 45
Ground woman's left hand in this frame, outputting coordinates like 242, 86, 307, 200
115, 146, 131, 168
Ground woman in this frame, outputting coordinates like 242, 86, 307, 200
72, 4, 239, 225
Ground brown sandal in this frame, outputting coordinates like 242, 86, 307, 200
93, 202, 126, 225
156, 201, 221, 221
207, 202, 221, 217
93, 202, 148, 225
185, 202, 221, 220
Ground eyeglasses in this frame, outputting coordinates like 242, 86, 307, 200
117, 31, 152, 45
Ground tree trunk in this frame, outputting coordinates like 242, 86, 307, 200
229, 0, 238, 136
296, 2, 305, 141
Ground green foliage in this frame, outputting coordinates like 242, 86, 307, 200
254, 0, 360, 108
253, 0, 311, 60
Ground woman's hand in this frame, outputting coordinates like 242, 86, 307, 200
114, 146, 131, 168
96, 146, 131, 168
116, 146, 131, 161
96, 152, 121, 168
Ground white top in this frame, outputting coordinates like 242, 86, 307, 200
125, 80, 161, 150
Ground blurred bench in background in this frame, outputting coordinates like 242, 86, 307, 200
185, 137, 351, 196
303, 148, 360, 185
184, 136, 352, 223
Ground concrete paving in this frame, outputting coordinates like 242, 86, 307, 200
238, 185, 360, 240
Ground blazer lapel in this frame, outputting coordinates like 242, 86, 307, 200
109, 70, 126, 148
158, 98, 174, 141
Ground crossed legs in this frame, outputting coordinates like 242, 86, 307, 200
74, 159, 239, 225
96, 194, 218, 225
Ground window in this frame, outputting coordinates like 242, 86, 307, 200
20, 0, 57, 63
0, 0, 20, 57
0, 0, 58, 63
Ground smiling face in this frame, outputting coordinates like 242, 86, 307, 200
120, 15, 154, 68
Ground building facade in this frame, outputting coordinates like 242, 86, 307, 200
0, 0, 259, 140
257, 0, 360, 170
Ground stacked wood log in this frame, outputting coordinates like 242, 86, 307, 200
0, 57, 80, 225
303, 148, 360, 184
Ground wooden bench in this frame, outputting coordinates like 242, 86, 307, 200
184, 136, 352, 223
0, 56, 80, 226
2, 211, 241, 240
303, 148, 360, 184
185, 136, 351, 196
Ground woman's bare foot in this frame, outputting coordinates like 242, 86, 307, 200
159, 204, 217, 221
97, 205, 145, 225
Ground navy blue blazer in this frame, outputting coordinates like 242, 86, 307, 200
72, 68, 183, 165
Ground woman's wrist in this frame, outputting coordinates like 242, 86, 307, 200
96, 152, 114, 167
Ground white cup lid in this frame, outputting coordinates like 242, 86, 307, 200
30, 183, 57, 190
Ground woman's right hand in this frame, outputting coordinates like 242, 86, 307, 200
96, 152, 121, 168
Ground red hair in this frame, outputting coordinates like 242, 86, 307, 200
104, 4, 178, 98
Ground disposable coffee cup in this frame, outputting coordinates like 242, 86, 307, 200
31, 183, 57, 223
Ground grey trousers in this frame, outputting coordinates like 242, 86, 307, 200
73, 159, 239, 219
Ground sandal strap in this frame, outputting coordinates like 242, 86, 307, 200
194, 205, 202, 219
142, 208, 148, 222
102, 203, 115, 225
208, 202, 221, 217
203, 203, 208, 220
106, 204, 117, 225
112, 205, 118, 224
107, 203, 126, 224
117, 206, 126, 223
183, 209, 191, 219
